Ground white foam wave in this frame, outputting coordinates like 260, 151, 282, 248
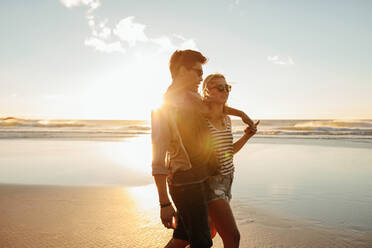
0, 117, 85, 128
293, 120, 372, 129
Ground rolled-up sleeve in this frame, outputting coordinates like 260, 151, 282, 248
151, 108, 170, 176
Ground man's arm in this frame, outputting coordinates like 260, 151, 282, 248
153, 175, 176, 228
154, 175, 171, 204
151, 109, 176, 229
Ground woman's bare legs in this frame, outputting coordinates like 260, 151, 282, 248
209, 216, 217, 239
208, 199, 240, 248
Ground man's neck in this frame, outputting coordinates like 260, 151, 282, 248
172, 79, 197, 94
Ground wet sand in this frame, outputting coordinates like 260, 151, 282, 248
1, 184, 370, 248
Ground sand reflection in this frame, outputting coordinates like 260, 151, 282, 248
127, 184, 158, 210
125, 184, 160, 228
100, 136, 152, 174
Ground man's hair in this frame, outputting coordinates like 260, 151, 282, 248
169, 50, 207, 79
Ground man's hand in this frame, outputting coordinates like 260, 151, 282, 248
160, 205, 176, 229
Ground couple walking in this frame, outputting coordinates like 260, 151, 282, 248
152, 49, 259, 248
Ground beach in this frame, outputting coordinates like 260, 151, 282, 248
0, 183, 370, 248
1, 119, 372, 247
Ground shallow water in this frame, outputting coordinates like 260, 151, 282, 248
0, 136, 371, 241
232, 138, 372, 235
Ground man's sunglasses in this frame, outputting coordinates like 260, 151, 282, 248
209, 84, 232, 93
189, 68, 203, 77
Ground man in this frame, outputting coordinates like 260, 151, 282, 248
152, 50, 254, 248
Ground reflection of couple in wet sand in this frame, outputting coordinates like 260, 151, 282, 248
152, 49, 259, 248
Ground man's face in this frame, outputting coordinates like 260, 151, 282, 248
182, 62, 203, 92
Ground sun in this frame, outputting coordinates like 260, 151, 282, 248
78, 52, 171, 120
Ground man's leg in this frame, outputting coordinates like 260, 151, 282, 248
166, 211, 189, 248
169, 182, 212, 248
164, 238, 189, 248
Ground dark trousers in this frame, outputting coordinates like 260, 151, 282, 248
169, 181, 212, 248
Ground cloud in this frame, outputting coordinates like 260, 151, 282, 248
84, 37, 126, 53
60, 0, 100, 11
60, 1, 198, 54
151, 36, 176, 52
172, 34, 198, 50
267, 55, 295, 66
86, 16, 197, 54
151, 34, 197, 52
113, 16, 148, 47
87, 16, 112, 40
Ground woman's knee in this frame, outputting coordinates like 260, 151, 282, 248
222, 228, 240, 245
233, 228, 240, 243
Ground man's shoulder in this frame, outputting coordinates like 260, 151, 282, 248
164, 88, 202, 108
164, 92, 186, 107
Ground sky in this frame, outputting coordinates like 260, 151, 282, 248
1, 0, 371, 120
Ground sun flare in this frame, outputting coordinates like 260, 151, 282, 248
100, 136, 152, 174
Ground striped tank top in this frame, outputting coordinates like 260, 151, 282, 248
207, 116, 234, 175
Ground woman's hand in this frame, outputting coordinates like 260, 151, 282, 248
244, 120, 260, 137
233, 120, 259, 154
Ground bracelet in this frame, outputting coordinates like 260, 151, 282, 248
160, 202, 172, 208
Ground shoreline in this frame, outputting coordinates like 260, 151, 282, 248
0, 135, 371, 146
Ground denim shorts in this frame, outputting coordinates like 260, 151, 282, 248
207, 173, 234, 202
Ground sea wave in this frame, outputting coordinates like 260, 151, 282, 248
1, 117, 371, 140
292, 120, 372, 129
0, 130, 149, 139
0, 117, 85, 128
126, 125, 151, 131
280, 127, 372, 135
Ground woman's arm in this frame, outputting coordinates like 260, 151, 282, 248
233, 133, 251, 155
224, 106, 254, 128
184, 91, 210, 115
233, 121, 259, 154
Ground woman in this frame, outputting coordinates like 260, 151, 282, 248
203, 73, 259, 248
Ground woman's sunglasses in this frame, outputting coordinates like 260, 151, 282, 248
209, 84, 232, 93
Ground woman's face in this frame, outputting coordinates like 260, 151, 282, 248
206, 78, 230, 104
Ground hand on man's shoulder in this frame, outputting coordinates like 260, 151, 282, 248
184, 91, 203, 105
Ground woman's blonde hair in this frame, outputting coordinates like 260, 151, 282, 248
202, 73, 226, 98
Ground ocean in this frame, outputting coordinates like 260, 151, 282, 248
1, 117, 372, 246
